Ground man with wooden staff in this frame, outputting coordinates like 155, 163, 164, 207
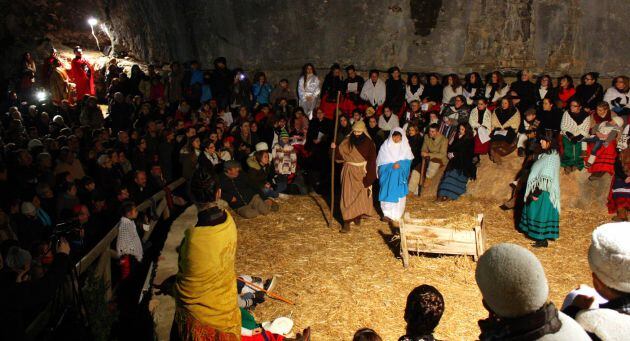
331, 121, 378, 233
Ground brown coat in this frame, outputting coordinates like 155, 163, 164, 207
335, 136, 378, 221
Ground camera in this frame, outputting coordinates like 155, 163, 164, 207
49, 220, 82, 250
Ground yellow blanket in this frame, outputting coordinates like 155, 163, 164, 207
175, 212, 241, 337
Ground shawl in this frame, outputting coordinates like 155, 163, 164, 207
495, 107, 518, 126
175, 212, 241, 337
116, 216, 143, 261
478, 302, 562, 341
361, 79, 386, 106
525, 151, 561, 212
377, 127, 415, 167
570, 109, 590, 125
592, 111, 612, 125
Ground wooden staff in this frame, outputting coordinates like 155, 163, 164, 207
329, 91, 342, 227
237, 277, 294, 305
419, 156, 428, 188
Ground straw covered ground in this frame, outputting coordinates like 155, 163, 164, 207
229, 192, 610, 340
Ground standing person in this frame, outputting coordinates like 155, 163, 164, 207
172, 170, 241, 340
331, 121, 378, 233
320, 63, 345, 119
555, 75, 576, 109
377, 127, 413, 227
361, 70, 387, 109
211, 57, 232, 109
251, 72, 273, 108
342, 65, 365, 113
604, 75, 630, 116
510, 70, 537, 112
297, 63, 320, 119
69, 46, 95, 100
519, 134, 561, 248
167, 61, 184, 105
115, 201, 144, 307
270, 78, 297, 106
484, 71, 509, 106
437, 123, 476, 201
49, 59, 74, 106
535, 74, 554, 106
385, 66, 406, 116
442, 74, 463, 105
463, 72, 484, 105
405, 73, 424, 105
575, 72, 604, 111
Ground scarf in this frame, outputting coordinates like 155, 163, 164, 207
477, 108, 488, 125
495, 107, 517, 126
525, 151, 561, 212
377, 127, 415, 167
362, 79, 386, 106
592, 111, 612, 124
410, 83, 421, 94
478, 303, 562, 341
116, 216, 143, 261
570, 109, 590, 125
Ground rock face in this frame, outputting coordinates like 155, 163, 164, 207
104, 0, 630, 76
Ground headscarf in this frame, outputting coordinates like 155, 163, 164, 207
377, 127, 415, 167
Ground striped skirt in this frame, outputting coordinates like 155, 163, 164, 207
607, 176, 630, 213
437, 169, 469, 200
519, 191, 559, 241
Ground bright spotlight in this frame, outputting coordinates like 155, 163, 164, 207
87, 17, 98, 26
36, 91, 48, 102
87, 17, 101, 51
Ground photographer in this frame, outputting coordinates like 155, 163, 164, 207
0, 238, 70, 340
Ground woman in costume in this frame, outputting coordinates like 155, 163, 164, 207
519, 133, 561, 248
376, 127, 414, 227
437, 123, 476, 201
297, 63, 320, 119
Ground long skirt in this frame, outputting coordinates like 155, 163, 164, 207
171, 306, 239, 341
607, 176, 630, 213
561, 136, 584, 169
584, 141, 616, 175
381, 197, 406, 221
437, 169, 468, 200
474, 135, 490, 154
519, 191, 559, 241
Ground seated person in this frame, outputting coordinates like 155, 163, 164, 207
420, 124, 448, 180
476, 243, 590, 340
489, 97, 521, 164
398, 285, 444, 341
246, 142, 282, 201
583, 103, 623, 168
237, 274, 276, 309
221, 161, 277, 219
517, 108, 540, 157
271, 130, 306, 195
562, 222, 630, 340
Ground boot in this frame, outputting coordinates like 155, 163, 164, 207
588, 172, 605, 181
612, 208, 628, 222
354, 216, 362, 226
340, 221, 351, 233
500, 197, 516, 210
533, 239, 548, 248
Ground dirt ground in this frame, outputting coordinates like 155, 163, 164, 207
152, 186, 610, 340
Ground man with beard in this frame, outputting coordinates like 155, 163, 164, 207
331, 121, 377, 233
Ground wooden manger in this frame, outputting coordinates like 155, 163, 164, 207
399, 212, 486, 267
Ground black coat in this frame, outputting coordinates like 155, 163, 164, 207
446, 136, 476, 179
220, 174, 256, 209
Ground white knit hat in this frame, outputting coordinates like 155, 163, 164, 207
475, 243, 549, 317
588, 222, 630, 293
21, 201, 37, 216
255, 142, 269, 152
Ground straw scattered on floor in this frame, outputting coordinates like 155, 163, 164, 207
233, 194, 609, 340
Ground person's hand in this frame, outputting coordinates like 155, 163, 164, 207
15, 268, 30, 283
448, 152, 454, 159
571, 294, 595, 310
532, 196, 539, 201
57, 237, 71, 255
421, 151, 429, 157
254, 291, 266, 304
330, 142, 336, 149
231, 196, 237, 203
393, 162, 400, 169
625, 176, 630, 183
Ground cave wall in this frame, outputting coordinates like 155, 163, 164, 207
104, 0, 630, 76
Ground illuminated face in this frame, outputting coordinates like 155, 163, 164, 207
501, 99, 510, 110
477, 100, 487, 110
596, 106, 608, 118
542, 99, 552, 111
392, 134, 402, 143
570, 102, 581, 113
429, 128, 438, 138
370, 73, 379, 82
459, 125, 466, 136
540, 139, 550, 150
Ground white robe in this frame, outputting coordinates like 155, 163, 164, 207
298, 74, 321, 119
360, 79, 386, 106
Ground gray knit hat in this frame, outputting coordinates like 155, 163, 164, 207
475, 243, 549, 317
588, 222, 630, 293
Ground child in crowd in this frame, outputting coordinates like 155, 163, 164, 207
583, 116, 624, 167
517, 108, 540, 157
398, 285, 445, 341
237, 274, 277, 309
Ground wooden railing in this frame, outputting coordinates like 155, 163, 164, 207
24, 177, 186, 341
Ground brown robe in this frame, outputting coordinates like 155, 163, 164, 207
335, 135, 378, 221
